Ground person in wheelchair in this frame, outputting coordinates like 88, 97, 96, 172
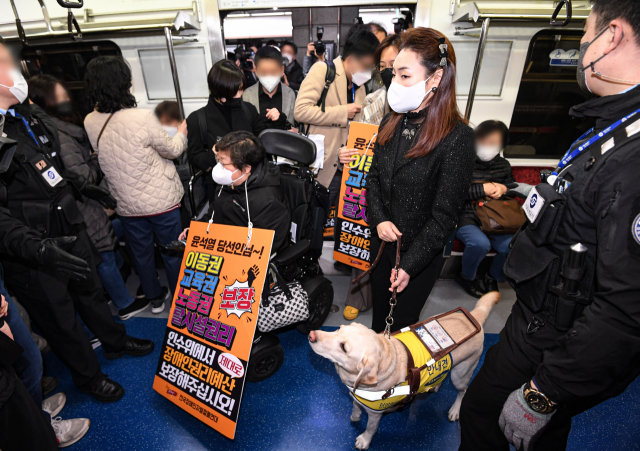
180, 131, 290, 254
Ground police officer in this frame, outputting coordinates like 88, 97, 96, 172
0, 44, 154, 403
459, 2, 640, 450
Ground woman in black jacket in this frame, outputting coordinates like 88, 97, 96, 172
180, 131, 291, 254
455, 120, 516, 298
186, 60, 267, 204
367, 28, 475, 333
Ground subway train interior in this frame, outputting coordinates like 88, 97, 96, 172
0, 0, 639, 450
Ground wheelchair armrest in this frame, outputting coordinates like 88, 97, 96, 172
271, 239, 310, 266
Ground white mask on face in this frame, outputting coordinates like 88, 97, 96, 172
352, 70, 372, 86
163, 126, 178, 138
387, 72, 436, 114
476, 144, 501, 162
211, 162, 241, 186
282, 54, 293, 66
258, 75, 280, 93
0, 69, 28, 104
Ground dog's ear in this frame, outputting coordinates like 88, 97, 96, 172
353, 352, 378, 390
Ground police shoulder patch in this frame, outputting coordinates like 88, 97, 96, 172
632, 213, 640, 246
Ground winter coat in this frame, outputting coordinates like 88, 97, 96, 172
84, 108, 187, 217
186, 96, 267, 204
52, 117, 117, 252
367, 117, 475, 277
457, 155, 516, 229
208, 159, 291, 254
294, 56, 365, 188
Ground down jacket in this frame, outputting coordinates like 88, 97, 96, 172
84, 108, 187, 217
52, 116, 118, 253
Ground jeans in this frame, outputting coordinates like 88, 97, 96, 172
5, 290, 44, 411
120, 208, 182, 299
97, 251, 134, 310
456, 225, 513, 282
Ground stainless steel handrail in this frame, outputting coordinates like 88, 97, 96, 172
464, 17, 490, 122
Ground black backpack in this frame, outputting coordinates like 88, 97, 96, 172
300, 61, 336, 136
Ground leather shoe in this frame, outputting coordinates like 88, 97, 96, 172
81, 376, 124, 403
105, 337, 154, 360
484, 273, 499, 293
455, 273, 484, 298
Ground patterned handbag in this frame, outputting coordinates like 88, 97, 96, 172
257, 266, 310, 333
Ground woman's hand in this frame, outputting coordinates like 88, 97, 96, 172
266, 108, 280, 122
483, 182, 497, 198
179, 228, 189, 241
490, 183, 508, 199
338, 147, 359, 165
377, 221, 402, 242
178, 120, 188, 137
0, 295, 7, 318
390, 268, 410, 293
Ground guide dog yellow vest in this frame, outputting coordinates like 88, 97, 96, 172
350, 330, 452, 412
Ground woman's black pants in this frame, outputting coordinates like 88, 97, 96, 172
370, 237, 443, 333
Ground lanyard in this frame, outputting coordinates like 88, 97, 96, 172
351, 84, 355, 103
553, 107, 640, 175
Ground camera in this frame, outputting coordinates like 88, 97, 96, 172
314, 26, 326, 57
234, 44, 254, 71
391, 17, 406, 34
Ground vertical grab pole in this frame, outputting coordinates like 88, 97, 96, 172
164, 26, 185, 121
464, 17, 490, 122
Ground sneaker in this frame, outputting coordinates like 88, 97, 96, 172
41, 376, 59, 397
484, 273, 499, 293
43, 392, 66, 418
343, 306, 359, 320
118, 298, 151, 321
135, 285, 145, 299
150, 286, 169, 314
51, 417, 90, 448
89, 337, 102, 349
454, 273, 484, 299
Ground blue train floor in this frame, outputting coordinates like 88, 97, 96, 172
43, 317, 640, 451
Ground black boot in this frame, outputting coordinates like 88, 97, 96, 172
455, 273, 484, 298
484, 272, 499, 293
105, 337, 154, 360
81, 376, 125, 403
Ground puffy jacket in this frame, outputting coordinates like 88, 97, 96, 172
52, 117, 118, 253
457, 155, 516, 229
84, 108, 187, 217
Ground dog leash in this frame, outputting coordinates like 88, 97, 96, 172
352, 237, 402, 339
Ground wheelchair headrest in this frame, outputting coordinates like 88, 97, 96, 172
259, 129, 316, 166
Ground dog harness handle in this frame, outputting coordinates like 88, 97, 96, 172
383, 236, 402, 339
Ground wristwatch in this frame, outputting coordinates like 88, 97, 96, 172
523, 381, 557, 414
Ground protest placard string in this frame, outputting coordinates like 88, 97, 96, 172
206, 185, 225, 234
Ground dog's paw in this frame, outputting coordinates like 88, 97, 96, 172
350, 413, 361, 422
354, 434, 371, 450
447, 404, 461, 422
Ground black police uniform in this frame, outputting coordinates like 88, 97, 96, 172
459, 86, 640, 450
0, 104, 128, 389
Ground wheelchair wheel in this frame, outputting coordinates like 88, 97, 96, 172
297, 280, 333, 335
246, 343, 284, 382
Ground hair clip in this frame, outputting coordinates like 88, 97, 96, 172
438, 37, 448, 67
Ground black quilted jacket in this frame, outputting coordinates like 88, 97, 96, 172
457, 155, 516, 229
367, 118, 475, 277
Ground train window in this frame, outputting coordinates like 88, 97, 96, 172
20, 41, 122, 117
455, 41, 512, 97
139, 47, 209, 100
505, 30, 595, 159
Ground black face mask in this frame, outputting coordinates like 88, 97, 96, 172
222, 97, 242, 109
380, 68, 394, 91
55, 100, 74, 118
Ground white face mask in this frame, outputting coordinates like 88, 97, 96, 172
258, 75, 280, 93
387, 72, 435, 114
282, 54, 293, 66
0, 69, 28, 104
163, 126, 178, 138
476, 144, 501, 162
211, 162, 242, 186
352, 70, 372, 87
